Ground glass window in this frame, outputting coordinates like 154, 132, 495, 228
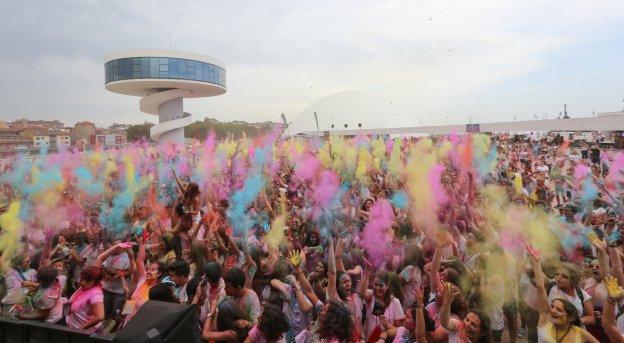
105, 58, 225, 86
202, 63, 209, 82
169, 58, 178, 78
178, 59, 187, 79
150, 58, 159, 77
195, 61, 202, 81
140, 57, 149, 78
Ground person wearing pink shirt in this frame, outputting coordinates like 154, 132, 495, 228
65, 266, 105, 333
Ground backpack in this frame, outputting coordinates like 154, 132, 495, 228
546, 281, 584, 303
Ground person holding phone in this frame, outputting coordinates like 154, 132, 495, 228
360, 268, 405, 341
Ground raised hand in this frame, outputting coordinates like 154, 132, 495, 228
524, 243, 541, 262
586, 231, 607, 252
442, 282, 460, 304
287, 250, 302, 268
436, 231, 453, 248
43, 227, 54, 241
607, 230, 622, 247
414, 285, 424, 307
603, 276, 624, 300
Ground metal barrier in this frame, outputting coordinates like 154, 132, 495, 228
0, 316, 114, 343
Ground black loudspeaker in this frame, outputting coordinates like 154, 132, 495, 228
113, 301, 200, 343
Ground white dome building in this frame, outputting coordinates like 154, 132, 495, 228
287, 91, 420, 136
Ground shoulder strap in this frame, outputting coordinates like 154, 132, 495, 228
616, 304, 624, 319
575, 287, 584, 303
547, 281, 555, 295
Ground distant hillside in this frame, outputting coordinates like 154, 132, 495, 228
125, 115, 276, 142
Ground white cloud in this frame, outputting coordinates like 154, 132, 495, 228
0, 0, 623, 126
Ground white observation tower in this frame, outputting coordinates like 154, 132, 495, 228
104, 49, 226, 144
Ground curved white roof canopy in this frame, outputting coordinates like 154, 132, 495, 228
288, 91, 419, 135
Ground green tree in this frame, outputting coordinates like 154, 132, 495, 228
126, 122, 154, 142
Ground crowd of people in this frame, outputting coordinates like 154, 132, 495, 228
0, 131, 623, 343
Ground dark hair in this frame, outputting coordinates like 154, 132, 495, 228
224, 268, 245, 288
408, 304, 437, 332
557, 263, 581, 287
74, 231, 88, 246
190, 240, 209, 278
386, 272, 404, 302
184, 277, 201, 305
374, 272, 392, 302
37, 265, 58, 288
204, 262, 222, 284
552, 298, 581, 327
257, 304, 290, 340
305, 229, 320, 246
318, 300, 353, 341
216, 300, 249, 341
162, 233, 182, 261
148, 284, 178, 303
184, 182, 200, 200
336, 271, 353, 300
152, 261, 167, 281
469, 309, 493, 343
80, 266, 104, 284
168, 260, 190, 278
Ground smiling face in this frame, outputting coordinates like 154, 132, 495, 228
372, 277, 388, 299
549, 300, 570, 326
146, 263, 161, 282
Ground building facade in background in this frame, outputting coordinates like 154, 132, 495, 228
73, 121, 96, 142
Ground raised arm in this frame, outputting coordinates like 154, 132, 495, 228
430, 232, 450, 293
326, 237, 337, 300
359, 262, 373, 302
601, 276, 624, 343
287, 250, 319, 305
525, 244, 549, 317
335, 238, 346, 273
587, 232, 610, 279
95, 244, 121, 267
414, 286, 427, 343
610, 247, 624, 290
439, 282, 461, 332
170, 166, 186, 195
39, 228, 54, 267
133, 237, 147, 282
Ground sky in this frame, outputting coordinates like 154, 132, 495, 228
0, 0, 623, 128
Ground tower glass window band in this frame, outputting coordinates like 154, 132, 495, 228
105, 57, 226, 87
